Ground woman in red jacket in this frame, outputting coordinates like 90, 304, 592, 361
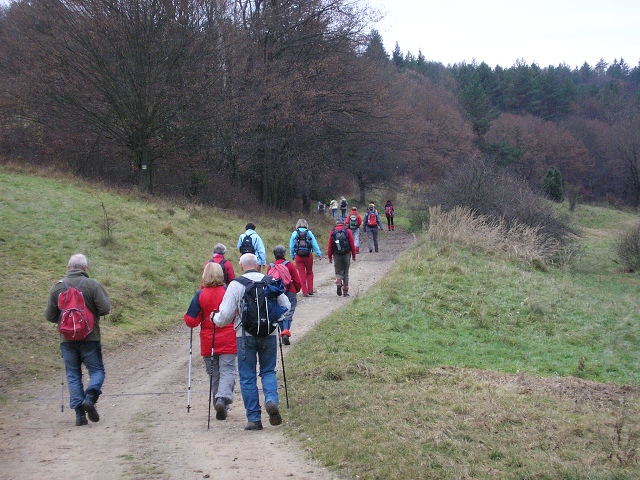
184, 262, 237, 420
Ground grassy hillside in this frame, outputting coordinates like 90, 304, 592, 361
287, 203, 640, 478
0, 165, 335, 389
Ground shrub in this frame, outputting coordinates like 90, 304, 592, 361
427, 158, 578, 249
616, 222, 640, 272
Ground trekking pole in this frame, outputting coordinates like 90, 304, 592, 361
207, 322, 216, 429
60, 360, 65, 412
187, 328, 193, 413
277, 324, 290, 408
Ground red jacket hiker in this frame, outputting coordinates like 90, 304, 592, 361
184, 285, 236, 356
270, 258, 302, 294
327, 224, 357, 261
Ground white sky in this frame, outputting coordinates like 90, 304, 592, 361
367, 0, 640, 69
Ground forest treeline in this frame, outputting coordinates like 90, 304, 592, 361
1, 0, 639, 210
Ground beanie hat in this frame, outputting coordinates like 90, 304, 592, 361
336, 218, 345, 225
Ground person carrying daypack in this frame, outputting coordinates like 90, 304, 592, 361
347, 206, 362, 253
267, 245, 301, 345
237, 223, 267, 272
212, 253, 291, 431
289, 219, 323, 297
327, 218, 357, 297
363, 203, 383, 253
45, 253, 111, 427
384, 199, 395, 231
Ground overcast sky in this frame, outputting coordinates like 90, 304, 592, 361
367, 0, 640, 69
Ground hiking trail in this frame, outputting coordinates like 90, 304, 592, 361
0, 228, 415, 480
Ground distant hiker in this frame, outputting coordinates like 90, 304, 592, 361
203, 243, 235, 287
289, 219, 323, 297
384, 200, 395, 231
317, 200, 326, 215
212, 254, 291, 431
268, 245, 301, 345
339, 196, 348, 218
346, 206, 362, 253
327, 218, 357, 297
237, 223, 266, 272
329, 199, 338, 219
44, 253, 111, 426
184, 262, 237, 420
364, 203, 383, 253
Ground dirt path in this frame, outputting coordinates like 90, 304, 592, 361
0, 228, 416, 480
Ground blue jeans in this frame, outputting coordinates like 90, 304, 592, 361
237, 335, 279, 423
60, 341, 105, 409
281, 291, 297, 331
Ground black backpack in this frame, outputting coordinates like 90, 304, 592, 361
340, 198, 347, 208
332, 228, 350, 254
294, 228, 312, 257
239, 233, 255, 255
234, 275, 287, 337
209, 258, 229, 285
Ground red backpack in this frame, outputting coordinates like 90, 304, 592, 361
267, 261, 292, 288
367, 212, 378, 228
57, 279, 95, 340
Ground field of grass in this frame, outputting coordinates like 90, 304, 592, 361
286, 203, 640, 478
1, 166, 639, 478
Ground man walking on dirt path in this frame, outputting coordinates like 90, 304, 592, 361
212, 253, 291, 431
327, 218, 357, 297
44, 253, 111, 426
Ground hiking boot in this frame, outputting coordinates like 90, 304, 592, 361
215, 398, 227, 421
244, 421, 263, 431
82, 393, 100, 423
342, 292, 350, 297
307, 291, 314, 296
265, 401, 282, 426
336, 285, 342, 296
75, 407, 88, 426
282, 334, 290, 345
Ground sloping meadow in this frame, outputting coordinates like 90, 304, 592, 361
286, 218, 640, 478
0, 166, 304, 390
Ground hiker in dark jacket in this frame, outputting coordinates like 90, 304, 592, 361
363, 203, 383, 253
44, 253, 111, 426
327, 218, 357, 297
269, 245, 302, 345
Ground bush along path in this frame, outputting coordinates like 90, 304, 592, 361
0, 228, 416, 480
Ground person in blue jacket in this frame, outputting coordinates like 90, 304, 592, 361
289, 219, 322, 297
237, 223, 267, 272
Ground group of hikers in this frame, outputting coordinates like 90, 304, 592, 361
45, 200, 396, 431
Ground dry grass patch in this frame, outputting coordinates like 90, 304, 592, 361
428, 205, 563, 266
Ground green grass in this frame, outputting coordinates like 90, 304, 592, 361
286, 203, 640, 479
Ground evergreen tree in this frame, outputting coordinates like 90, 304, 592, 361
540, 167, 564, 202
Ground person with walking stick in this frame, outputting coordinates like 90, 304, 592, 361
45, 253, 111, 426
212, 254, 290, 431
184, 262, 236, 421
